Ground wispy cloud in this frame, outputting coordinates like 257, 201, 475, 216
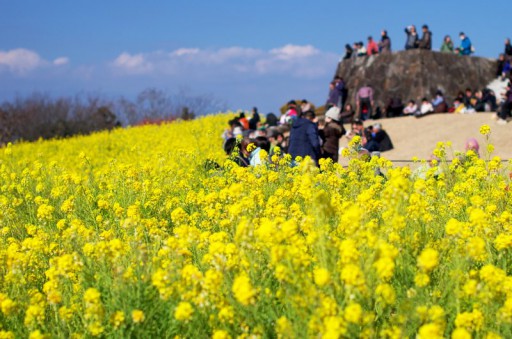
53, 57, 69, 66
112, 52, 153, 74
110, 44, 337, 79
0, 48, 71, 75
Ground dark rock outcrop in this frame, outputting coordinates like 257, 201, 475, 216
335, 50, 497, 113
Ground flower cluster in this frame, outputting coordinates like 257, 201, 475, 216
0, 115, 510, 337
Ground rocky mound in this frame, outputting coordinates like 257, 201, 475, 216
336, 50, 497, 110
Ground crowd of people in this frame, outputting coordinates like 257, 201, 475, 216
221, 101, 395, 168
220, 28, 512, 166
342, 25, 475, 59
337, 32, 512, 124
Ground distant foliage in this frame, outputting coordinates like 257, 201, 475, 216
0, 88, 226, 144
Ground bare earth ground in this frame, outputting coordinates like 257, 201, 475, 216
339, 113, 512, 165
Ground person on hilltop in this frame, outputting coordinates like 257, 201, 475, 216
288, 110, 321, 164
418, 25, 432, 50
404, 25, 418, 50
343, 44, 353, 60
505, 38, 512, 59
457, 32, 473, 55
367, 36, 379, 55
440, 35, 454, 53
356, 42, 367, 57
379, 30, 392, 53
321, 107, 344, 162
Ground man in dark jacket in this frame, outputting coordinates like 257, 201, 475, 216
418, 25, 432, 50
288, 111, 321, 164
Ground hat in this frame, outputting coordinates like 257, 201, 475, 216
325, 107, 340, 121
373, 123, 382, 130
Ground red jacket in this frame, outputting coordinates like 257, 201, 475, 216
367, 40, 379, 55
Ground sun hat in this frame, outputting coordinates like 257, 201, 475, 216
325, 107, 340, 121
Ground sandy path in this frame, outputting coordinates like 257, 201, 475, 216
340, 113, 512, 162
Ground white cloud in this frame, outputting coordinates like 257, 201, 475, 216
270, 44, 320, 60
171, 48, 200, 56
110, 44, 337, 79
112, 52, 153, 74
53, 57, 69, 66
0, 48, 43, 74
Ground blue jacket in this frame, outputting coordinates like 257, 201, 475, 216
460, 37, 472, 55
288, 117, 321, 162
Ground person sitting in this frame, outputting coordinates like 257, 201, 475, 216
404, 25, 418, 50
440, 35, 454, 53
356, 42, 367, 57
452, 98, 466, 113
418, 98, 434, 116
339, 103, 355, 124
473, 90, 486, 112
403, 100, 419, 115
457, 32, 473, 56
482, 88, 498, 112
432, 90, 448, 113
463, 88, 476, 112
224, 137, 249, 167
367, 36, 379, 55
497, 81, 512, 125
364, 123, 394, 153
343, 44, 353, 60
418, 24, 432, 50
385, 97, 404, 117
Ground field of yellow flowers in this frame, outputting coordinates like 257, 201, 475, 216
0, 114, 511, 338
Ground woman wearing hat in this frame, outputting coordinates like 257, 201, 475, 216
321, 107, 345, 163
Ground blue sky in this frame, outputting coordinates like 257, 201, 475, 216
1, 0, 510, 113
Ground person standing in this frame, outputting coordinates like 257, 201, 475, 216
505, 38, 512, 60
355, 85, 374, 120
321, 107, 344, 162
404, 25, 418, 50
288, 111, 321, 164
379, 30, 392, 53
418, 25, 432, 50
